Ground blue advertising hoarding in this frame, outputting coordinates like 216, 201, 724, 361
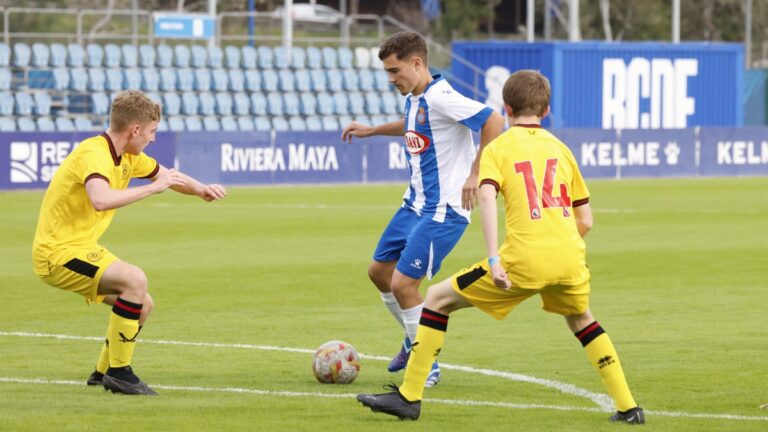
153, 13, 215, 39
699, 127, 768, 176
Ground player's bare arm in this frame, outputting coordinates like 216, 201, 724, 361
85, 168, 186, 211
573, 203, 593, 238
461, 111, 505, 211
479, 183, 510, 289
156, 165, 227, 202
341, 118, 405, 143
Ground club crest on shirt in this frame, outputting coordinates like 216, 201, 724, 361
404, 130, 431, 155
87, 251, 101, 262
121, 163, 130, 179
416, 107, 427, 125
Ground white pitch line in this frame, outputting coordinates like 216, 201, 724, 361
1, 377, 767, 423
0, 330, 612, 410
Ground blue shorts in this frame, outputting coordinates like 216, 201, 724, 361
373, 206, 469, 280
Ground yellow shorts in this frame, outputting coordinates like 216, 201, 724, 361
34, 246, 118, 305
450, 260, 590, 319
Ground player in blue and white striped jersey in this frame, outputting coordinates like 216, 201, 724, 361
342, 32, 505, 387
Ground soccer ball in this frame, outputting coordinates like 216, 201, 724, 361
312, 340, 360, 384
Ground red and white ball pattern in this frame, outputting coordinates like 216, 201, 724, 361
312, 340, 360, 384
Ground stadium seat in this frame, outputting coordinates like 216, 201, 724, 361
55, 117, 75, 132
208, 46, 223, 68
273, 46, 290, 69
278, 69, 295, 92
321, 47, 338, 69
177, 68, 194, 91
257, 46, 274, 69
304, 47, 322, 70
13, 43, 31, 67
212, 69, 228, 92
338, 114, 354, 127
198, 92, 216, 115
18, 117, 36, 132
157, 118, 169, 131
106, 69, 124, 91
327, 70, 343, 92
369, 47, 383, 69
141, 68, 159, 91
315, 92, 334, 116
203, 116, 221, 131
0, 92, 14, 115
338, 47, 353, 69
34, 92, 52, 115
343, 69, 359, 91
305, 116, 322, 131
294, 69, 311, 92
31, 43, 50, 68
168, 116, 186, 131
67, 44, 85, 67
215, 92, 233, 115
49, 43, 67, 67
332, 92, 349, 115
288, 116, 307, 131
52, 68, 69, 90
185, 116, 203, 131
228, 69, 245, 92
241, 45, 257, 69
74, 116, 94, 131
364, 92, 383, 115
194, 69, 211, 91
0, 69, 11, 91
381, 92, 400, 115
250, 92, 267, 116
224, 46, 241, 69
123, 69, 141, 90
191, 45, 208, 68
237, 116, 255, 131
37, 117, 56, 132
174, 45, 191, 68
181, 91, 199, 115
233, 92, 250, 115
358, 69, 375, 91
272, 116, 289, 131
262, 70, 279, 92
283, 92, 300, 116
91, 93, 109, 115
0, 43, 11, 67
86, 43, 103, 67
310, 69, 327, 92
354, 46, 371, 69
121, 44, 138, 68
254, 117, 271, 131
156, 44, 173, 67
387, 114, 402, 123
374, 70, 390, 91
104, 44, 121, 68
370, 114, 388, 125
348, 92, 365, 115
145, 91, 162, 104
291, 47, 306, 69
267, 92, 284, 116
244, 70, 262, 92
15, 92, 33, 115
300, 92, 317, 116
0, 116, 15, 131
163, 92, 181, 115
139, 44, 156, 68
159, 68, 177, 91
221, 116, 238, 131
321, 115, 338, 131
88, 68, 106, 91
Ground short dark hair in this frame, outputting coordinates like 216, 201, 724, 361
378, 31, 428, 64
502, 70, 551, 117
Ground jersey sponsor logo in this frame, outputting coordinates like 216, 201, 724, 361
9, 141, 79, 183
404, 131, 430, 155
416, 107, 427, 125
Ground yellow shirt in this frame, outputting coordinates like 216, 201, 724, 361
32, 133, 158, 274
479, 125, 590, 288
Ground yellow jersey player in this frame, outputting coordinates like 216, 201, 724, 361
357, 70, 644, 424
32, 90, 226, 395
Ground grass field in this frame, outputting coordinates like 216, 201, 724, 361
1, 177, 767, 431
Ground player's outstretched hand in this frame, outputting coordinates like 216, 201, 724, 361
200, 184, 227, 202
461, 173, 480, 210
153, 168, 187, 193
341, 121, 372, 144
490, 262, 511, 290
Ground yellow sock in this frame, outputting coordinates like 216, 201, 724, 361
107, 298, 143, 368
575, 322, 637, 411
96, 338, 109, 374
399, 308, 448, 402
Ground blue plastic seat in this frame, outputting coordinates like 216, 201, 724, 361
215, 92, 233, 115
278, 69, 295, 92
185, 116, 203, 131
104, 44, 121, 68
34, 92, 52, 115
123, 69, 141, 90
194, 69, 211, 91
159, 68, 177, 91
181, 91, 199, 115
163, 92, 181, 115
294, 69, 311, 92
374, 70, 390, 91
241, 46, 257, 69
288, 116, 306, 131
18, 117, 36, 132
224, 46, 241, 69
191, 45, 207, 68
305, 115, 322, 131
250, 92, 267, 116
157, 118, 169, 131
221, 116, 238, 131
387, 114, 402, 123
272, 116, 289, 131
211, 69, 228, 92
52, 68, 70, 90
257, 46, 274, 69
381, 92, 399, 114
233, 92, 250, 116
31, 43, 50, 68
354, 46, 371, 69
370, 47, 384, 69
348, 92, 365, 115
88, 68, 106, 91
67, 44, 85, 67
266, 92, 284, 116
300, 92, 317, 116
321, 115, 338, 131
338, 114, 354, 127
141, 69, 159, 91
13, 43, 31, 67
198, 92, 215, 115
358, 69, 375, 91
228, 69, 244, 91
332, 93, 349, 115
139, 44, 156, 68
273, 46, 290, 69
168, 116, 186, 131
174, 45, 191, 68
321, 47, 337, 69
254, 117, 271, 131
74, 116, 94, 131
237, 116, 255, 131
0, 69, 11, 91
208, 46, 223, 68
106, 69, 124, 91
91, 93, 109, 115
244, 70, 261, 92
310, 69, 327, 92
50, 43, 67, 67
0, 43, 11, 67
370, 114, 389, 125
315, 92, 334, 116
0, 116, 16, 131
145, 92, 162, 105
343, 69, 359, 91
86, 43, 104, 67
14, 92, 33, 115
338, 47, 353, 69
0, 92, 14, 115
203, 116, 220, 131
36, 117, 54, 131
306, 47, 322, 69
283, 92, 300, 116
365, 91, 382, 115
156, 44, 173, 67
291, 47, 306, 69
121, 44, 138, 68
262, 70, 278, 92
327, 70, 343, 92
55, 117, 75, 132
177, 68, 194, 91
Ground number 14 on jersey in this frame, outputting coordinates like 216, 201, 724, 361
514, 159, 572, 220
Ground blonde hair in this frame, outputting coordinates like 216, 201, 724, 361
109, 90, 161, 132
502, 70, 551, 117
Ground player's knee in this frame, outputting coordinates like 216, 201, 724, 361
122, 266, 148, 299
565, 309, 595, 333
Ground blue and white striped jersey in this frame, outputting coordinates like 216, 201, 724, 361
401, 75, 493, 222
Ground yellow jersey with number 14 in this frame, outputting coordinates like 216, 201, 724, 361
479, 125, 590, 288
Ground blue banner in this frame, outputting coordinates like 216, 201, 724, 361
364, 136, 410, 183
699, 127, 768, 176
